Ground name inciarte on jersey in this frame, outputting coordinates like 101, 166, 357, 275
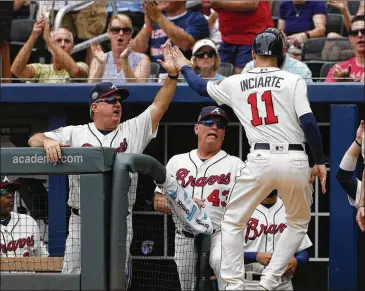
176, 168, 231, 188
1, 235, 35, 256
245, 218, 287, 243
240, 76, 284, 92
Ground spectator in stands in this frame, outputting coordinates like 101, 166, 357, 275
190, 38, 224, 81
325, 15, 364, 82
106, 1, 144, 36
242, 28, 313, 83
37, 0, 107, 64
131, 1, 209, 74
11, 18, 88, 83
278, 0, 327, 58
1, 176, 48, 257
201, 0, 273, 74
88, 14, 150, 84
327, 0, 364, 37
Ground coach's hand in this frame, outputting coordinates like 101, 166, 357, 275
310, 164, 327, 193
193, 198, 206, 208
44, 138, 69, 163
256, 252, 272, 266
284, 258, 298, 276
157, 43, 179, 76
356, 206, 365, 232
171, 46, 192, 71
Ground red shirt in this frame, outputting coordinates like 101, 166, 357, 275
216, 1, 274, 45
325, 57, 365, 82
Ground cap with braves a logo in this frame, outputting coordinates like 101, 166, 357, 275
89, 82, 129, 106
1, 176, 20, 195
197, 106, 229, 125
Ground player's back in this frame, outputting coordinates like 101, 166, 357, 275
226, 68, 311, 145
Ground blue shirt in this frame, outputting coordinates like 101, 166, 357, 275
242, 55, 313, 83
149, 10, 209, 65
107, 0, 143, 14
279, 1, 327, 36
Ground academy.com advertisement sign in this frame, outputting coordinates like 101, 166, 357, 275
12, 153, 83, 166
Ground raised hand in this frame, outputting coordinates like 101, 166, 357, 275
327, 0, 348, 12
43, 18, 51, 43
157, 43, 179, 76
90, 41, 105, 64
171, 45, 192, 71
356, 120, 364, 144
143, 1, 163, 24
120, 41, 133, 60
32, 18, 45, 38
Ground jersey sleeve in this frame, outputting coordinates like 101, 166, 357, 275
206, 78, 232, 106
293, 77, 312, 118
297, 234, 313, 253
120, 105, 157, 153
44, 126, 73, 145
155, 156, 176, 194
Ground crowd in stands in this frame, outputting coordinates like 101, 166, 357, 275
1, 0, 364, 84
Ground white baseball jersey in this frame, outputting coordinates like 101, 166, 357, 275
207, 67, 312, 145
244, 198, 312, 275
155, 149, 244, 229
0, 212, 48, 257
44, 106, 157, 211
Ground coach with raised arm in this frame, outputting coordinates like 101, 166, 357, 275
28, 44, 179, 284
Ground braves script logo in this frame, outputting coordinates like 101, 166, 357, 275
1, 235, 34, 256
176, 168, 231, 188
245, 218, 287, 243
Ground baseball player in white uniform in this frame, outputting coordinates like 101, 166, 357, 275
243, 190, 312, 291
171, 29, 327, 290
154, 106, 244, 291
1, 176, 49, 259
28, 44, 180, 278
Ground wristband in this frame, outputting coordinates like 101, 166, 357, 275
143, 24, 153, 32
168, 74, 179, 80
305, 32, 311, 39
355, 139, 361, 147
359, 205, 365, 208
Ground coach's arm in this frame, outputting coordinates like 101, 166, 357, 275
153, 192, 173, 215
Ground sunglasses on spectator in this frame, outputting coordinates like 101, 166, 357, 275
1, 189, 14, 196
194, 50, 216, 58
350, 29, 365, 36
110, 27, 133, 35
94, 97, 121, 105
198, 119, 226, 129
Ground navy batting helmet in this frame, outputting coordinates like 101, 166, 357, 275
253, 29, 285, 68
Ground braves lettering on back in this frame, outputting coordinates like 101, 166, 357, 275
207, 69, 312, 145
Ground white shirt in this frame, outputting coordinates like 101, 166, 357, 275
207, 67, 312, 146
44, 106, 157, 210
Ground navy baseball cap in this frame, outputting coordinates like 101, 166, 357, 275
1, 176, 20, 193
197, 106, 229, 125
89, 82, 129, 106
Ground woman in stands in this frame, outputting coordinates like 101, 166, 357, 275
88, 14, 150, 84
190, 38, 225, 81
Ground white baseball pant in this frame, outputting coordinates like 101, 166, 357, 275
221, 146, 313, 290
209, 231, 225, 291
245, 276, 293, 291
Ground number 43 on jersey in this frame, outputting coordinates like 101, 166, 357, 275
207, 189, 230, 207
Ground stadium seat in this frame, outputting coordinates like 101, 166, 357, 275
149, 62, 161, 82
319, 62, 337, 80
217, 62, 234, 77
326, 13, 344, 35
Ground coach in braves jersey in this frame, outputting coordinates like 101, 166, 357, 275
243, 190, 312, 291
1, 176, 48, 258
154, 106, 244, 291
336, 120, 365, 231
28, 44, 179, 276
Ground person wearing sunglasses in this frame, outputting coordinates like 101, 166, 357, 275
154, 106, 244, 291
190, 38, 225, 81
28, 43, 179, 277
89, 14, 151, 84
325, 15, 365, 82
1, 176, 49, 259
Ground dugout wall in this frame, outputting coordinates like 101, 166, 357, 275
1, 83, 364, 291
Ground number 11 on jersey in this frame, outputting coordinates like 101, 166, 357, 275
248, 90, 279, 126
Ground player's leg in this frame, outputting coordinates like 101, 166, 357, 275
174, 230, 197, 291
209, 231, 225, 290
62, 212, 81, 274
277, 279, 294, 290
260, 152, 312, 290
220, 152, 275, 290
